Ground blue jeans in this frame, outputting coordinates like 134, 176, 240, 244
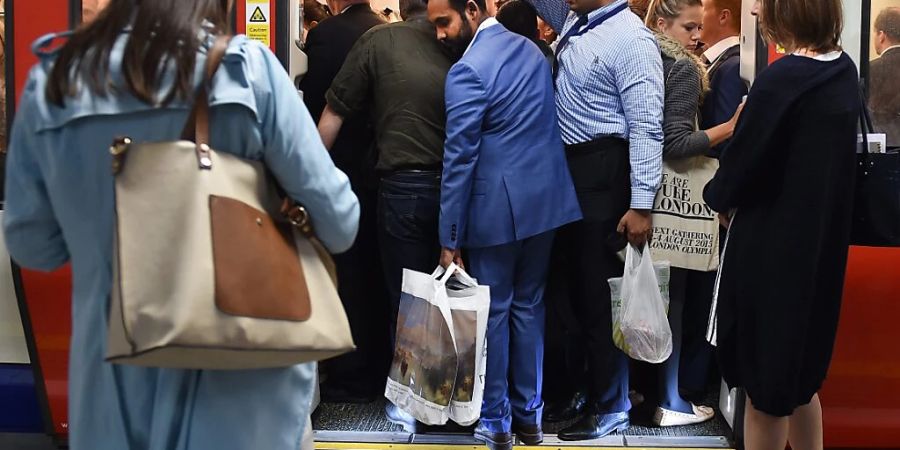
377, 171, 442, 341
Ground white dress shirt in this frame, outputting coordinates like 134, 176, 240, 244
703, 35, 740, 65
464, 17, 500, 55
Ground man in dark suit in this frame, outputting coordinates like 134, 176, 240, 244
428, 0, 582, 447
699, 0, 746, 159
298, 0, 388, 404
680, 0, 746, 402
871, 6, 900, 149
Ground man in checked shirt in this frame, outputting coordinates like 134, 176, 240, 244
526, 0, 664, 440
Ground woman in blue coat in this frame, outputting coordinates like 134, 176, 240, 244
3, 1, 359, 449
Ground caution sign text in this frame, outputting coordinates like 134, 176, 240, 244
246, 0, 271, 47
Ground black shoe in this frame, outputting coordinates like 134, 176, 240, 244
513, 423, 543, 445
544, 391, 588, 423
557, 412, 630, 441
473, 424, 513, 450
384, 403, 417, 433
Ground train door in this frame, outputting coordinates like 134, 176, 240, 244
280, 1, 734, 448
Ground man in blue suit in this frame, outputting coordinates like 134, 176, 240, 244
427, 0, 582, 448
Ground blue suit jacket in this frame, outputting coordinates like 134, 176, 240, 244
700, 45, 747, 158
440, 23, 581, 249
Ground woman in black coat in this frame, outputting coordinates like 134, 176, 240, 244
703, 0, 859, 448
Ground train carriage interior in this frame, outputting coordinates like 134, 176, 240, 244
0, 0, 898, 449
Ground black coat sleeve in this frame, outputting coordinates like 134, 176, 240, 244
298, 25, 339, 122
707, 58, 748, 158
703, 71, 794, 212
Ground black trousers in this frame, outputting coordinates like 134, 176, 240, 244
557, 137, 633, 414
542, 237, 587, 403
677, 266, 717, 395
321, 183, 392, 399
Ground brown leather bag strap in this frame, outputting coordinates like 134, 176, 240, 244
181, 35, 232, 169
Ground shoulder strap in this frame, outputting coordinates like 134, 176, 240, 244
181, 35, 232, 168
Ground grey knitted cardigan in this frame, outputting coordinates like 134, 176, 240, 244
656, 32, 711, 160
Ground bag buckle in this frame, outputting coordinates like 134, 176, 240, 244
286, 204, 314, 236
110, 136, 132, 175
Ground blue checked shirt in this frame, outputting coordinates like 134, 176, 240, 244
530, 0, 664, 209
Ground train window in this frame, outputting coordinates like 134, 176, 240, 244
83, 0, 110, 24
868, 0, 900, 150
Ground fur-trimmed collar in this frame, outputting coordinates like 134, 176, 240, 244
655, 31, 710, 98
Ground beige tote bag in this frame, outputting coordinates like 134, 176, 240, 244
649, 155, 720, 272
106, 36, 355, 370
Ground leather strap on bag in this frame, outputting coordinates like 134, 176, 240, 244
181, 35, 232, 169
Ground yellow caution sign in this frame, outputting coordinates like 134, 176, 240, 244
246, 0, 270, 47
249, 6, 267, 22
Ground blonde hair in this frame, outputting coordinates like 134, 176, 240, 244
645, 0, 702, 30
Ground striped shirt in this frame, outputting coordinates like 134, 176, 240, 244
530, 0, 664, 209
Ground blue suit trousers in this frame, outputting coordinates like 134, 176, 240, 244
467, 230, 555, 433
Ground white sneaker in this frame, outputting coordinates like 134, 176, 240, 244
652, 403, 715, 427
385, 403, 417, 432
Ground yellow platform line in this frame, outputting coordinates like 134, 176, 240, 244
316, 443, 730, 450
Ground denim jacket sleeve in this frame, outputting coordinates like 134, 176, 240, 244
3, 82, 70, 271
236, 40, 361, 253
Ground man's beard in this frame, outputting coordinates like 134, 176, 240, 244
443, 19, 475, 59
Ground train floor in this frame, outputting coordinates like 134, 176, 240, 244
312, 386, 733, 449
0, 389, 732, 449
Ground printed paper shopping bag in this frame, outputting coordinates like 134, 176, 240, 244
385, 266, 458, 425
444, 269, 489, 426
385, 264, 489, 426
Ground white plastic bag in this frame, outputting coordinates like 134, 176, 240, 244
385, 264, 489, 426
610, 258, 670, 349
609, 244, 672, 363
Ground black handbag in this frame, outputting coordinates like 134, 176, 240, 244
851, 89, 900, 247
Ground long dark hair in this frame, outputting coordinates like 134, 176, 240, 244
47, 0, 232, 107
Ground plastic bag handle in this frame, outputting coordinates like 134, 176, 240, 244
435, 263, 459, 286
624, 243, 646, 273
432, 264, 480, 287
450, 267, 478, 287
